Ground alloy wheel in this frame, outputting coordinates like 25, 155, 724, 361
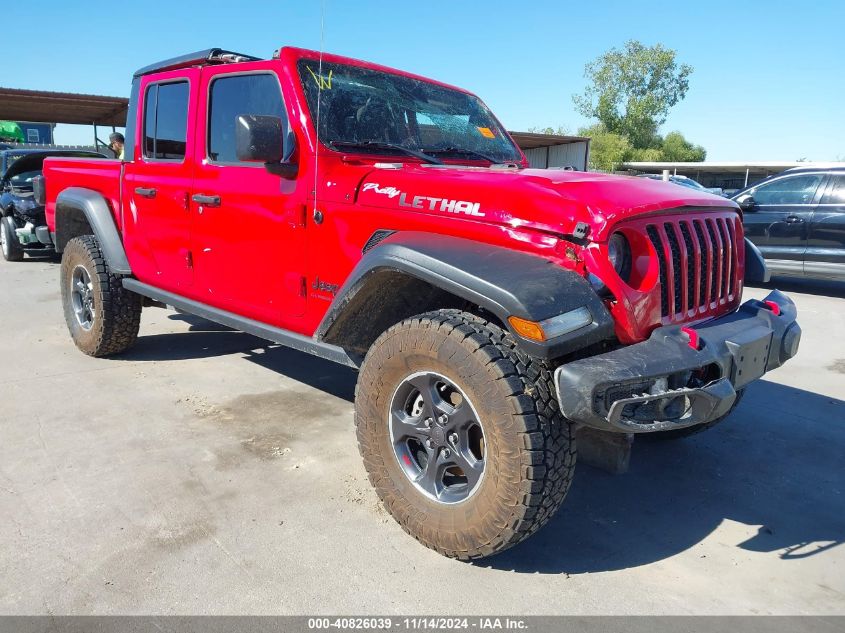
389, 371, 486, 504
70, 265, 96, 330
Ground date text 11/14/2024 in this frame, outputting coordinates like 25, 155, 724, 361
307, 617, 528, 630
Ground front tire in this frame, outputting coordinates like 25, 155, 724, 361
1, 216, 24, 262
60, 235, 142, 357
355, 309, 576, 559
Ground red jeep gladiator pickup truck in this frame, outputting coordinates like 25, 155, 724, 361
39, 47, 801, 559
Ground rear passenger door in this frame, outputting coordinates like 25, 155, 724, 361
123, 70, 198, 291
806, 173, 845, 278
741, 172, 824, 275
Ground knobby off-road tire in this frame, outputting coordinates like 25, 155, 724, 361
355, 309, 576, 560
1, 216, 24, 262
60, 235, 142, 357
645, 389, 746, 441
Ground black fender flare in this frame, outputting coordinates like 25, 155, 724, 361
317, 231, 615, 359
54, 187, 131, 274
744, 237, 770, 284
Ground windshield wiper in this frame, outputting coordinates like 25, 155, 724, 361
422, 146, 504, 164
329, 140, 442, 165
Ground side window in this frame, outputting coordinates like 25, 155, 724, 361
752, 174, 823, 205
821, 174, 845, 205
208, 73, 286, 163
143, 85, 156, 157
143, 81, 189, 160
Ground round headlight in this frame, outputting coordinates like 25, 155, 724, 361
608, 232, 632, 281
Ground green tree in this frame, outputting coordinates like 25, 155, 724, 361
626, 147, 663, 162
579, 123, 630, 171
573, 40, 693, 149
660, 131, 706, 162
527, 125, 571, 136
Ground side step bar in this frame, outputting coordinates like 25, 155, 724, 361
122, 279, 360, 368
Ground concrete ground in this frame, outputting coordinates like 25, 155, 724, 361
1, 254, 843, 616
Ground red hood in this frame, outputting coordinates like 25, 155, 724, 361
350, 164, 737, 241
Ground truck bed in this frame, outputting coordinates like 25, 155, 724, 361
44, 158, 122, 233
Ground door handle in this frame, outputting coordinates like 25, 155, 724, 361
134, 187, 156, 198
785, 215, 805, 224
192, 194, 221, 207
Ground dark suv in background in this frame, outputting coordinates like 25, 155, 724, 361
734, 166, 845, 281
1, 149, 105, 261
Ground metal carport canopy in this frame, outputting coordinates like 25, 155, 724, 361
508, 131, 591, 150
0, 87, 128, 126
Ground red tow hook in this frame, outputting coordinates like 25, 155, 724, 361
681, 327, 702, 350
763, 300, 782, 316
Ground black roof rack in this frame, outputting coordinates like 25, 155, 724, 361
133, 48, 261, 78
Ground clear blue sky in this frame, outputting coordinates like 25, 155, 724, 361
5, 0, 843, 161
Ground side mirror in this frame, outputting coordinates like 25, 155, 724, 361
744, 237, 770, 284
736, 194, 756, 211
235, 114, 297, 177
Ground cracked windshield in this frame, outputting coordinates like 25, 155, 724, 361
298, 59, 522, 164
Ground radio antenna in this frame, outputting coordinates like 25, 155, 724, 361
312, 0, 326, 217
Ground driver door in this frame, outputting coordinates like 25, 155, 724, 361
191, 64, 307, 325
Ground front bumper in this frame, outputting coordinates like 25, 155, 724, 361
14, 223, 53, 249
555, 290, 801, 433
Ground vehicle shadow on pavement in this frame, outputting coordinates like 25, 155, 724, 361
21, 253, 60, 263
242, 345, 359, 402
167, 312, 239, 331
115, 313, 361, 399
481, 379, 845, 574
119, 313, 272, 361
168, 312, 360, 401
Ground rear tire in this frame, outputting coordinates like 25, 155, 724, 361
60, 235, 142, 357
355, 309, 576, 559
1, 216, 24, 262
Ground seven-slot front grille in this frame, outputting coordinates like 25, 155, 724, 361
646, 214, 740, 321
